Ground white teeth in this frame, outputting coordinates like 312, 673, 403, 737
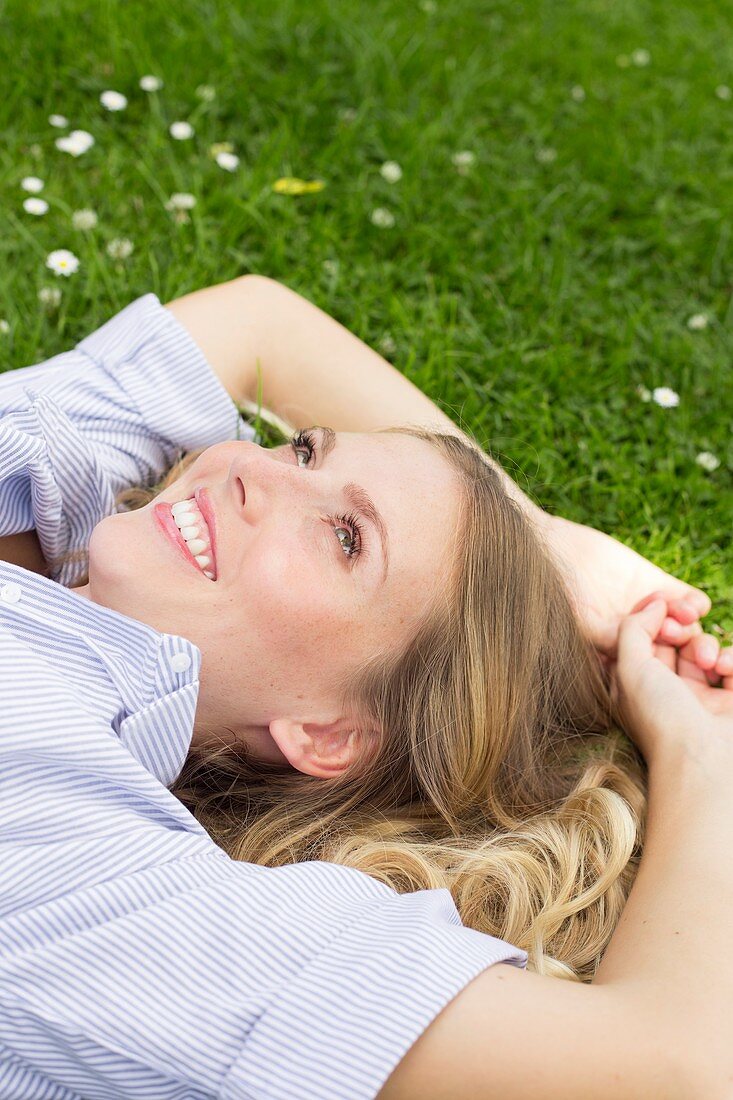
170, 496, 216, 580
185, 538, 207, 556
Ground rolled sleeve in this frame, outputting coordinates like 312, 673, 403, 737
223, 885, 527, 1100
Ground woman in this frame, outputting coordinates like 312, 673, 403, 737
0, 274, 729, 1098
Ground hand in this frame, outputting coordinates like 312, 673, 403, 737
609, 596, 733, 768
543, 515, 727, 681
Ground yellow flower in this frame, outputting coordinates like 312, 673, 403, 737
272, 177, 325, 195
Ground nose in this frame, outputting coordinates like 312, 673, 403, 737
233, 439, 313, 525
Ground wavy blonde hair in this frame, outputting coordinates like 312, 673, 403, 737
55, 407, 647, 983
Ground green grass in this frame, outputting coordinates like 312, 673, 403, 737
0, 0, 731, 634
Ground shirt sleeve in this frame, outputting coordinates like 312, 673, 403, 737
0, 293, 257, 586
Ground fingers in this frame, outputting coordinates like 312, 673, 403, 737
678, 637, 733, 688
617, 597, 670, 669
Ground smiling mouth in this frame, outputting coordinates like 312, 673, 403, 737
153, 501, 217, 580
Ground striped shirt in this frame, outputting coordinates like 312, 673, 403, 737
0, 293, 527, 1100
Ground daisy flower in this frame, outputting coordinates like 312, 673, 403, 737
38, 286, 62, 308
100, 90, 127, 111
46, 249, 80, 276
715, 84, 732, 100
570, 85, 586, 101
631, 49, 651, 66
636, 385, 652, 402
106, 238, 134, 260
536, 147, 557, 163
0, 320, 9, 335
48, 114, 68, 128
687, 313, 709, 330
23, 198, 48, 215
452, 150, 475, 167
696, 451, 720, 472
169, 121, 194, 140
165, 192, 197, 210
370, 207, 395, 228
195, 84, 216, 101
380, 161, 402, 182
215, 151, 239, 171
56, 130, 94, 156
72, 209, 98, 230
652, 387, 679, 408
139, 75, 163, 92
21, 176, 44, 193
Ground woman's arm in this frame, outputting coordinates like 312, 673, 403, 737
377, 733, 731, 1100
164, 275, 550, 529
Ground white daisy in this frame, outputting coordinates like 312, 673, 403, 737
687, 313, 709, 330
452, 150, 475, 167
46, 249, 80, 276
696, 451, 720, 472
570, 85, 586, 102
636, 384, 651, 402
165, 192, 197, 210
72, 209, 98, 230
55, 130, 95, 156
169, 121, 194, 140
139, 75, 163, 92
380, 161, 402, 182
370, 207, 395, 228
631, 48, 651, 66
48, 114, 68, 128
106, 238, 134, 260
536, 146, 557, 163
21, 176, 44, 193
379, 334, 397, 356
38, 286, 62, 308
23, 197, 48, 215
652, 386, 679, 408
100, 90, 127, 111
215, 151, 239, 171
0, 319, 9, 335
715, 84, 732, 100
195, 84, 216, 101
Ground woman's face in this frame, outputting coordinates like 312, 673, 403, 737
73, 429, 461, 775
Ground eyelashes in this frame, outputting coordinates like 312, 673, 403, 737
289, 429, 365, 561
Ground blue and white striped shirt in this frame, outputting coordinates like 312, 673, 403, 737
0, 293, 527, 1100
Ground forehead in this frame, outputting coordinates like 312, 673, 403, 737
336, 429, 462, 588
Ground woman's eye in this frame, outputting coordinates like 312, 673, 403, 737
290, 429, 316, 467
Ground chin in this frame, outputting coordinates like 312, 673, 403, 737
86, 515, 153, 615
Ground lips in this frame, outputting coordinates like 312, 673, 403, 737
153, 501, 216, 579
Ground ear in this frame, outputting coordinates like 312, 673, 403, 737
268, 715, 372, 778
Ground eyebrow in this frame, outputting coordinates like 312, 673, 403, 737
315, 425, 390, 585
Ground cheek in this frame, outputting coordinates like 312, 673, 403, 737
244, 544, 355, 661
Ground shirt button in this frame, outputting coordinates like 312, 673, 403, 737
170, 652, 192, 673
0, 583, 22, 604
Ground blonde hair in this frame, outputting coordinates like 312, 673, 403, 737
56, 413, 647, 983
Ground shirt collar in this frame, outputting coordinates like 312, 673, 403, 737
0, 563, 201, 786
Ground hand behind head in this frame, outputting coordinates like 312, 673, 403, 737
609, 597, 733, 768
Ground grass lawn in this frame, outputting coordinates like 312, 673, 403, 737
1, 0, 731, 635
